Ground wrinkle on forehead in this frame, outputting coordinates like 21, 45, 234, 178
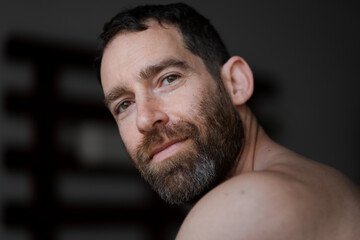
100, 20, 210, 97
104, 58, 193, 109
101, 22, 185, 76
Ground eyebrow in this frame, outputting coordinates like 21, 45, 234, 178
104, 85, 131, 109
139, 58, 191, 80
104, 58, 192, 109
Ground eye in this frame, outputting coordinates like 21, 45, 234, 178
115, 100, 134, 114
162, 74, 180, 85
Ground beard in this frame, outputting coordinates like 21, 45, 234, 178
130, 83, 244, 205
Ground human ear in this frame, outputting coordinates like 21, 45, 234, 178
221, 56, 254, 105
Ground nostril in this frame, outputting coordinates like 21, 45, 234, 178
153, 119, 163, 126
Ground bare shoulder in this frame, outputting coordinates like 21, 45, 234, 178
176, 171, 312, 240
176, 167, 360, 240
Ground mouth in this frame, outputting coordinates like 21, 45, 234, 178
150, 138, 188, 163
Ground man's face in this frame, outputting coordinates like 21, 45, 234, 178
101, 22, 243, 204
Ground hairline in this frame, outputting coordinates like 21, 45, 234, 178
100, 18, 224, 85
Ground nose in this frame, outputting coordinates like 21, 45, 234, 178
136, 96, 169, 132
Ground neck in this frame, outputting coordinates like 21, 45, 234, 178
232, 105, 272, 175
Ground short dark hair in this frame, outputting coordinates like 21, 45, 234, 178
95, 3, 230, 82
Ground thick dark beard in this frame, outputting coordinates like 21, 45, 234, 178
132, 84, 244, 205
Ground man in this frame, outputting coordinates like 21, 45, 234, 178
96, 3, 360, 239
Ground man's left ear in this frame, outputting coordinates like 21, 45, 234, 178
221, 56, 254, 105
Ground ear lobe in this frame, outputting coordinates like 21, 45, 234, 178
221, 56, 254, 105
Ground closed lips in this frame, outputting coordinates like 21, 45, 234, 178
150, 138, 188, 160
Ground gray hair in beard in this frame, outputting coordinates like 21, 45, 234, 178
133, 84, 244, 205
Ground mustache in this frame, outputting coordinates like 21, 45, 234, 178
135, 121, 198, 164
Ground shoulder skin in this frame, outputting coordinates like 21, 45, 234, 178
176, 168, 360, 240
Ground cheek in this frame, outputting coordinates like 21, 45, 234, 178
165, 87, 204, 118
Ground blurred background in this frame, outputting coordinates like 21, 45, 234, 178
1, 0, 359, 239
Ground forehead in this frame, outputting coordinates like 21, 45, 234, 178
100, 21, 200, 92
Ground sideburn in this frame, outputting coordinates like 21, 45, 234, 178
197, 81, 244, 183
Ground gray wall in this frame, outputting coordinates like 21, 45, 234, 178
1, 0, 359, 239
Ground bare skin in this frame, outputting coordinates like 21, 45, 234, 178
100, 21, 360, 240
176, 105, 360, 240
